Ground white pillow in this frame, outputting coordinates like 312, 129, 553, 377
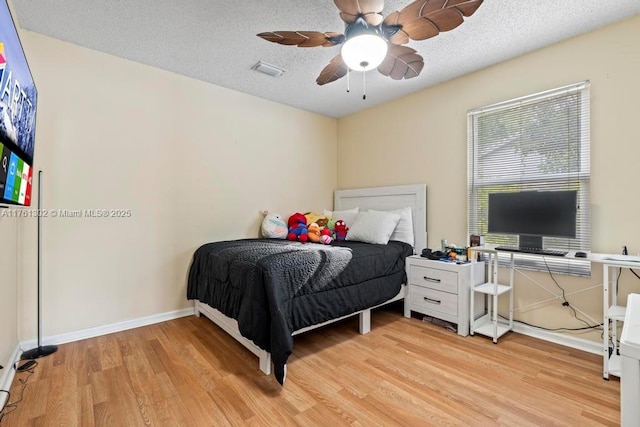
346, 211, 401, 245
369, 207, 414, 247
323, 207, 359, 226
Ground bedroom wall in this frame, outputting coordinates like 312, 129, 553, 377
0, 216, 19, 382
337, 15, 640, 342
16, 31, 337, 339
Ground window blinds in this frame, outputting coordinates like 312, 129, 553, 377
467, 82, 591, 276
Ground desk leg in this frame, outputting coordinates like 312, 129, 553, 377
603, 264, 609, 380
612, 267, 619, 360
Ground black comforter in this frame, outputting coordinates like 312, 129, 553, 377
187, 238, 412, 384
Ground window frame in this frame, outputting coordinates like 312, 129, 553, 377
467, 81, 591, 276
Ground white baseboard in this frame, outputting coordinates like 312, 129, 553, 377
20, 307, 195, 351
0, 343, 22, 410
513, 321, 601, 355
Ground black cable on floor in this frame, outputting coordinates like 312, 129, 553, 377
0, 361, 37, 422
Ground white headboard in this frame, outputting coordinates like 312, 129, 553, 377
334, 184, 427, 254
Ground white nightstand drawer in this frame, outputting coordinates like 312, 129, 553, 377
409, 285, 458, 317
409, 265, 458, 294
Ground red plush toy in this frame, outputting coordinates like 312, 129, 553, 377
320, 227, 333, 244
287, 212, 309, 242
334, 219, 348, 241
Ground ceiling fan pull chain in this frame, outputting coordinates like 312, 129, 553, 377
347, 68, 350, 93
363, 71, 366, 100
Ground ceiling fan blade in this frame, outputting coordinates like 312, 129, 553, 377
334, 0, 384, 26
316, 55, 348, 86
386, 0, 484, 43
377, 45, 424, 80
382, 11, 410, 45
257, 31, 345, 47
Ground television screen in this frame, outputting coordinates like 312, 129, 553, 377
488, 190, 577, 239
0, 0, 37, 206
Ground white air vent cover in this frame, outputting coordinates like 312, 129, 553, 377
251, 61, 286, 77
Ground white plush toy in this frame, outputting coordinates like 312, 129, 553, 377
261, 211, 288, 239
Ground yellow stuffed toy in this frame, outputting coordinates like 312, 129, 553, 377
304, 212, 328, 226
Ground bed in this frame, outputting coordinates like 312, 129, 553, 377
187, 184, 427, 384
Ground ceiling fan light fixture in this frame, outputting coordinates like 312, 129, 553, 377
341, 34, 388, 72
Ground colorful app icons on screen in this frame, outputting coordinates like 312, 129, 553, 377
3, 151, 17, 201
0, 142, 8, 195
12, 157, 23, 202
24, 165, 32, 205
18, 161, 29, 204
0, 147, 33, 205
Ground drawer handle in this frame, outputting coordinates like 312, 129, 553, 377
423, 276, 441, 283
423, 297, 441, 304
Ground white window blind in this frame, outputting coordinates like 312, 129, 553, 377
467, 82, 591, 276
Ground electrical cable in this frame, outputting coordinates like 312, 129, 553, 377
543, 257, 596, 330
0, 361, 37, 422
499, 313, 602, 332
621, 246, 640, 280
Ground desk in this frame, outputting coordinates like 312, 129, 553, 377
587, 253, 640, 379
469, 247, 640, 366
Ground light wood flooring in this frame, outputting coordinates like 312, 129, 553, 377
1, 303, 620, 426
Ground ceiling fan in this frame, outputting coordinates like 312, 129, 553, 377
257, 0, 484, 87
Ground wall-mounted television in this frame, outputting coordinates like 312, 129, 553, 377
488, 190, 577, 250
0, 0, 37, 206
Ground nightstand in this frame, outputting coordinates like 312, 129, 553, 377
404, 255, 485, 336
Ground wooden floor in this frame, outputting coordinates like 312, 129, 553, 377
2, 303, 620, 426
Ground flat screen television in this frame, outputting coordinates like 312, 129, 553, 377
0, 0, 37, 206
488, 190, 577, 250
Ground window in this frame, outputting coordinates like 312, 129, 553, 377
467, 82, 591, 276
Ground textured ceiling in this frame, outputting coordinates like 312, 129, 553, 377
11, 0, 640, 119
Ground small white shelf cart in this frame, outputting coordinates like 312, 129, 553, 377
469, 247, 514, 343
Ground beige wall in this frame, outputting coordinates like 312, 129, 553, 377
0, 216, 19, 372
337, 15, 640, 341
16, 32, 337, 339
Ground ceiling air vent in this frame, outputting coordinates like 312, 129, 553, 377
251, 61, 286, 78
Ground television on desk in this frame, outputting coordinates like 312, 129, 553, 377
488, 190, 577, 251
0, 0, 37, 206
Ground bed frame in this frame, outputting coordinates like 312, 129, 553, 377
193, 183, 427, 376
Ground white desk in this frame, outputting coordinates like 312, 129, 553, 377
468, 247, 640, 376
587, 253, 640, 379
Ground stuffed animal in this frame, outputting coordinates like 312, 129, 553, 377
325, 218, 337, 235
304, 212, 322, 225
261, 211, 287, 239
287, 212, 308, 242
304, 212, 330, 228
334, 219, 348, 241
320, 227, 333, 244
307, 222, 321, 243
